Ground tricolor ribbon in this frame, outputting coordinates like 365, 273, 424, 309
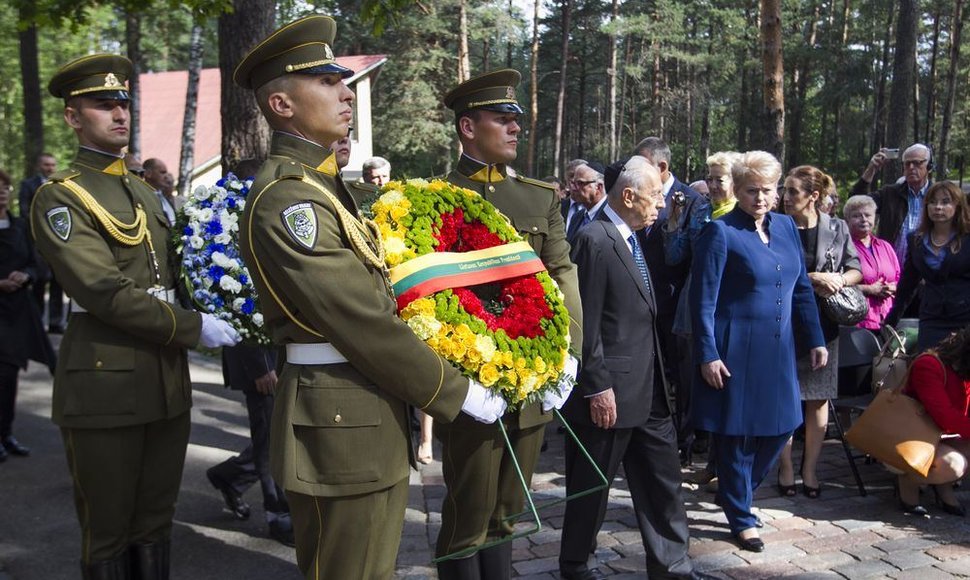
389, 241, 546, 310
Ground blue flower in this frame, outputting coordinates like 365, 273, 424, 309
205, 220, 223, 236
227, 198, 237, 209
216, 177, 227, 187
239, 274, 248, 285
210, 243, 225, 254
213, 296, 224, 309
183, 226, 193, 236
241, 298, 255, 315
208, 265, 225, 280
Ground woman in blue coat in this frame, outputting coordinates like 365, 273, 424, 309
690, 151, 826, 552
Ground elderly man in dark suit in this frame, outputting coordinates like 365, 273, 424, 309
634, 137, 705, 464
17, 152, 64, 333
559, 156, 706, 580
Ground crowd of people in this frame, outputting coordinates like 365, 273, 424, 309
3, 11, 970, 580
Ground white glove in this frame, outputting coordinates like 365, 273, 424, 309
199, 313, 242, 348
461, 380, 507, 424
542, 357, 579, 412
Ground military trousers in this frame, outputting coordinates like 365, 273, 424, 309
435, 416, 544, 557
287, 476, 409, 580
61, 411, 191, 564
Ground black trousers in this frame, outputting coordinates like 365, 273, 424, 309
0, 362, 19, 438
209, 390, 287, 513
560, 390, 692, 578
31, 269, 63, 327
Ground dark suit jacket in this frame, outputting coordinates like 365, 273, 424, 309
643, 176, 703, 336
800, 212, 862, 344
886, 233, 970, 349
849, 178, 915, 248
221, 343, 278, 393
18, 174, 45, 223
563, 215, 670, 429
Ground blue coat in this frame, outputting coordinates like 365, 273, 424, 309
689, 208, 825, 436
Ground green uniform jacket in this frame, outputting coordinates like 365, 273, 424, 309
240, 132, 469, 498
446, 155, 583, 429
30, 147, 201, 429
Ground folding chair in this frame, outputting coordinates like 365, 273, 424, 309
829, 326, 882, 496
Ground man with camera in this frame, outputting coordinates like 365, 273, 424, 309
850, 143, 934, 265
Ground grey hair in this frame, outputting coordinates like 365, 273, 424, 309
843, 194, 877, 217
362, 156, 390, 172
633, 137, 671, 165
903, 143, 932, 162
608, 155, 655, 198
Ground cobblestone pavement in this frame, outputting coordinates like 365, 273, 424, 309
3, 348, 969, 579
395, 423, 970, 579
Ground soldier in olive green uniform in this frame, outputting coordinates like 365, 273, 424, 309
435, 70, 583, 579
30, 54, 240, 580
233, 16, 505, 580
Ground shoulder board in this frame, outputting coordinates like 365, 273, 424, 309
275, 160, 306, 180
48, 169, 81, 183
515, 175, 556, 191
347, 180, 379, 194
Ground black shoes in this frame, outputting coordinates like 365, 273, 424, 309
560, 568, 607, 580
2, 436, 29, 457
49, 324, 65, 334
205, 469, 250, 520
268, 518, 295, 547
734, 533, 765, 552
932, 485, 966, 517
0, 445, 7, 463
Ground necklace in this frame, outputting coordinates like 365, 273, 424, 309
930, 232, 952, 248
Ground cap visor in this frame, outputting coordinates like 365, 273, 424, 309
85, 90, 131, 101
299, 63, 354, 79
479, 103, 524, 114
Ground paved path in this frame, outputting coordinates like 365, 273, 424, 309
2, 346, 970, 579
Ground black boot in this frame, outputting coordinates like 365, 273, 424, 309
436, 553, 482, 580
129, 539, 170, 580
81, 552, 131, 580
478, 543, 512, 580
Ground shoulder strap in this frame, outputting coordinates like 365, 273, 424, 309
515, 174, 556, 191
300, 176, 386, 271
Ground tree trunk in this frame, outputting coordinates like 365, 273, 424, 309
651, 42, 662, 134
925, 7, 942, 145
506, 0, 514, 68
887, 0, 918, 150
526, 0, 539, 175
219, 0, 274, 173
18, 3, 42, 178
787, 0, 820, 167
177, 22, 205, 197
458, 0, 470, 82
617, 37, 632, 153
937, 0, 965, 180
872, 8, 895, 154
607, 0, 619, 161
126, 11, 142, 158
760, 0, 785, 161
553, 0, 571, 177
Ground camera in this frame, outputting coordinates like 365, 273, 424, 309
884, 148, 900, 160
672, 191, 686, 207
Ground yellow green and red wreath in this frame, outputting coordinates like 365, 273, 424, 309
370, 178, 571, 407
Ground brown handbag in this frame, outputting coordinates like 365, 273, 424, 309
845, 354, 944, 477
872, 325, 911, 392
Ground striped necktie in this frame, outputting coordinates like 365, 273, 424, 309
629, 233, 651, 293
566, 207, 589, 242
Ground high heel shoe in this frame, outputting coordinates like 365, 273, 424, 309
776, 468, 796, 497
894, 476, 929, 516
932, 485, 966, 516
800, 469, 821, 499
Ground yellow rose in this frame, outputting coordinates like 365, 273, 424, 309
534, 357, 547, 374
474, 335, 496, 362
503, 370, 518, 386
514, 357, 528, 371
389, 205, 409, 221
407, 315, 443, 341
479, 363, 500, 386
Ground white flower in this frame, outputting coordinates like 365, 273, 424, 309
380, 190, 405, 206
192, 185, 210, 201
214, 232, 232, 245
232, 297, 246, 311
219, 275, 243, 294
253, 313, 264, 327
474, 335, 497, 362
407, 315, 442, 340
189, 236, 204, 249
211, 251, 239, 270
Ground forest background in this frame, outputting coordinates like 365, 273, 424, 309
0, 0, 966, 205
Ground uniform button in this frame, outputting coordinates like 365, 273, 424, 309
776, 282, 782, 288
777, 298, 783, 305
334, 414, 342, 423
123, 177, 130, 184
776, 264, 782, 271
95, 360, 103, 368
776, 316, 782, 322
775, 333, 781, 339
532, 226, 538, 232
487, 185, 495, 193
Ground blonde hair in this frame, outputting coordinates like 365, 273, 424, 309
706, 151, 740, 174
732, 151, 782, 189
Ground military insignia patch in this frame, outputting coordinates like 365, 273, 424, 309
104, 72, 121, 88
282, 202, 317, 249
46, 207, 72, 241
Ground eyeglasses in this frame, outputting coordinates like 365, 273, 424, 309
571, 179, 599, 187
903, 159, 928, 168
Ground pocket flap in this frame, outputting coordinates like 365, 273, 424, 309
604, 356, 631, 373
292, 385, 382, 427
512, 216, 549, 236
65, 342, 135, 371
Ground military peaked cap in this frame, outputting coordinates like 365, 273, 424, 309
234, 15, 354, 90
48, 54, 132, 100
443, 69, 525, 115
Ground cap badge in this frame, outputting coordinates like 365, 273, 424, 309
505, 86, 515, 100
324, 44, 334, 60
104, 73, 122, 88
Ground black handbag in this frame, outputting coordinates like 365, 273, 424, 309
820, 248, 869, 326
